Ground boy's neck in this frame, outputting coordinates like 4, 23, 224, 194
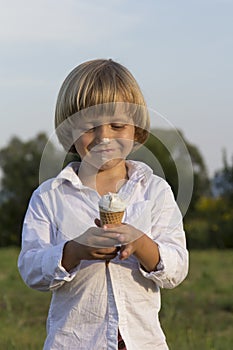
78, 160, 128, 195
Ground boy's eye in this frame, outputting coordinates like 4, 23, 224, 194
111, 123, 126, 129
84, 126, 96, 133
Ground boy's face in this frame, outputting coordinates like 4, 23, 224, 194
73, 113, 135, 171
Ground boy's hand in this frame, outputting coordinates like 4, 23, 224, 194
95, 220, 144, 260
101, 223, 144, 248
74, 223, 119, 248
102, 223, 160, 272
62, 221, 159, 273
62, 220, 121, 271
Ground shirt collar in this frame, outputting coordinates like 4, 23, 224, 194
126, 160, 153, 183
51, 162, 82, 190
50, 160, 153, 190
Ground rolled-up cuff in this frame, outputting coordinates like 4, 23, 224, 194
41, 241, 80, 290
139, 243, 188, 289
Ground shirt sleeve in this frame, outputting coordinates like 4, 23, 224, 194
140, 182, 189, 289
18, 189, 80, 291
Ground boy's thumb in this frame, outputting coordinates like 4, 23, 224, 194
119, 244, 133, 260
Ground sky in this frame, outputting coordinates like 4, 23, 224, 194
0, 0, 232, 177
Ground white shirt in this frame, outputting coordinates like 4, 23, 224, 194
18, 160, 189, 350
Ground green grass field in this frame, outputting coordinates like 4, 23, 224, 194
0, 248, 232, 349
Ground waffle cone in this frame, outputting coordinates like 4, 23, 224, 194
99, 209, 124, 226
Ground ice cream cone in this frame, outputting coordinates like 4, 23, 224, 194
99, 192, 126, 226
99, 209, 124, 226
98, 193, 126, 266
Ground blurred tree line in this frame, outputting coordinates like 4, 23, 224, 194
186, 151, 233, 249
0, 131, 232, 248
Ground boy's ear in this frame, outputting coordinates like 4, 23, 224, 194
134, 130, 140, 143
132, 140, 143, 153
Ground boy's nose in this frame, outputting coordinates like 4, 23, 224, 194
95, 125, 111, 142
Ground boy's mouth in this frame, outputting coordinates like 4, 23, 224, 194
94, 147, 115, 152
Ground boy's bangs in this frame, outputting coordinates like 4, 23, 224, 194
80, 74, 137, 110
78, 102, 139, 125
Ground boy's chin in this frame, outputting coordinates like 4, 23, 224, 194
84, 158, 126, 172
99, 159, 125, 171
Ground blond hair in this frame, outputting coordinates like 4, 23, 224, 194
55, 59, 150, 153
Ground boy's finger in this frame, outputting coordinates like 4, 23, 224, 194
119, 244, 133, 260
103, 223, 123, 229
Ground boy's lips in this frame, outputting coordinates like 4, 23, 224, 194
91, 147, 116, 153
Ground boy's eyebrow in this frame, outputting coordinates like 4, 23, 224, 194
80, 115, 131, 125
